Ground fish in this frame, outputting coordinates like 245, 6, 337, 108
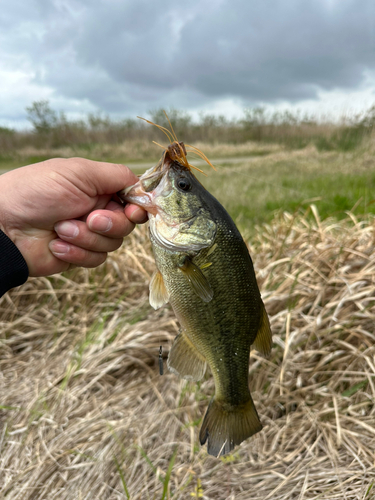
118, 127, 272, 457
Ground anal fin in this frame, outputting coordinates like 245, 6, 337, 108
149, 270, 169, 310
252, 300, 272, 358
167, 332, 206, 381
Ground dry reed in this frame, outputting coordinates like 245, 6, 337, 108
0, 209, 374, 499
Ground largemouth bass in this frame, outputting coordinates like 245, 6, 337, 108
119, 140, 272, 457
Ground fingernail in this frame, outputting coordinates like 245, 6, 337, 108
55, 221, 79, 238
129, 206, 148, 223
49, 240, 70, 255
89, 214, 112, 233
132, 207, 144, 218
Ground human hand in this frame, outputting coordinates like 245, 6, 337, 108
0, 158, 147, 277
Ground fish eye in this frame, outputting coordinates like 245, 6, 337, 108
177, 178, 191, 191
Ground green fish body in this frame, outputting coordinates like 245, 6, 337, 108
119, 147, 272, 457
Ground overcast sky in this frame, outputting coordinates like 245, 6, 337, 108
2, 0, 375, 128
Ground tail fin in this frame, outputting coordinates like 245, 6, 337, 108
199, 397, 262, 457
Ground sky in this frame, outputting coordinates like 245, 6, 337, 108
2, 0, 375, 129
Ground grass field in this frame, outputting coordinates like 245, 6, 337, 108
1, 138, 375, 231
199, 144, 375, 232
0, 139, 375, 498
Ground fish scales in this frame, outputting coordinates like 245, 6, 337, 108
119, 140, 272, 457
151, 209, 261, 406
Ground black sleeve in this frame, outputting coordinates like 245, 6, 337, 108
0, 230, 29, 297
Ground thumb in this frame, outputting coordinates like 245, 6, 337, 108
69, 158, 140, 197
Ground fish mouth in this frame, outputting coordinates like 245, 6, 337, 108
118, 159, 173, 217
118, 182, 155, 214
118, 156, 168, 200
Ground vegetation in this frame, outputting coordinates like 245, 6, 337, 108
0, 211, 374, 498
0, 103, 375, 497
1, 101, 375, 229
199, 146, 375, 233
1, 101, 375, 166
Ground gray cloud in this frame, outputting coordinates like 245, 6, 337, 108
1, 0, 375, 122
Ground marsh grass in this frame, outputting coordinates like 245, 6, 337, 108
2, 103, 375, 234
1, 103, 375, 169
0, 140, 279, 172
1, 106, 374, 498
0, 208, 374, 499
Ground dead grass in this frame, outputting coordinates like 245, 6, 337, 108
0, 140, 280, 173
0, 209, 374, 499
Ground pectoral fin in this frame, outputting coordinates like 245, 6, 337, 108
167, 332, 207, 381
178, 257, 213, 303
149, 270, 169, 310
252, 301, 272, 358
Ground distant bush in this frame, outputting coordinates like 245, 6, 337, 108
0, 126, 15, 135
26, 101, 58, 134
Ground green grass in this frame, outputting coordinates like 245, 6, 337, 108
137, 446, 178, 499
199, 149, 375, 234
1, 142, 374, 236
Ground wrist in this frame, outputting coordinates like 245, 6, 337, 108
0, 229, 29, 295
0, 220, 18, 247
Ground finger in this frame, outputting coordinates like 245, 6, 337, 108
86, 205, 137, 238
106, 200, 148, 224
54, 220, 123, 252
49, 239, 107, 268
125, 204, 148, 224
